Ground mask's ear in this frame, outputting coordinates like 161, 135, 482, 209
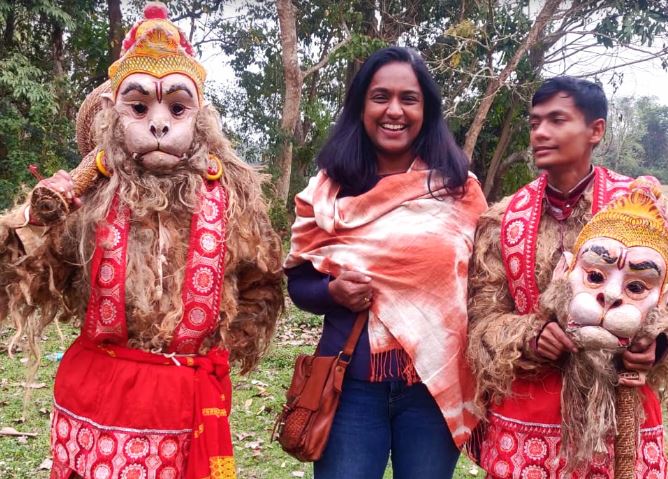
552, 251, 573, 282
101, 93, 114, 110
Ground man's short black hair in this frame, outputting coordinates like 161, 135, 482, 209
532, 76, 607, 124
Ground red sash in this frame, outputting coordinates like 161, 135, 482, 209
50, 338, 236, 479
500, 166, 633, 314
84, 179, 228, 353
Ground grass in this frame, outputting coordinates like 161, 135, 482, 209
0, 303, 476, 479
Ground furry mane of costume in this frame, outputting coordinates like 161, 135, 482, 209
0, 3, 283, 478
0, 9, 282, 374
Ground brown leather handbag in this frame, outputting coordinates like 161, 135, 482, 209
272, 311, 368, 462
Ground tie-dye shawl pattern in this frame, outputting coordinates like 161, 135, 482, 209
284, 161, 487, 447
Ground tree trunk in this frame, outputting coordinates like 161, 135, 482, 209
463, 0, 561, 159
52, 23, 65, 79
489, 151, 529, 200
108, 0, 123, 62
275, 0, 303, 206
2, 6, 15, 56
483, 98, 518, 197
51, 21, 66, 113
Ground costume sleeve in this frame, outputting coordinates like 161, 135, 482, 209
466, 199, 549, 405
222, 194, 284, 374
286, 262, 340, 315
0, 202, 82, 332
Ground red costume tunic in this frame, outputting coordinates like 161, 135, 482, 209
470, 167, 666, 479
49, 181, 237, 479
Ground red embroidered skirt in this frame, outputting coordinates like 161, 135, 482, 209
481, 371, 666, 479
49, 337, 236, 479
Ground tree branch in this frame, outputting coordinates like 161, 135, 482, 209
463, 0, 562, 158
302, 23, 351, 80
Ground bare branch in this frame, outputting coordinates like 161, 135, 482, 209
302, 25, 352, 80
569, 48, 668, 76
463, 0, 563, 158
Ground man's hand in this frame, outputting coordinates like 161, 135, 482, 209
536, 322, 578, 361
622, 337, 656, 373
618, 337, 656, 386
328, 271, 373, 312
37, 170, 82, 208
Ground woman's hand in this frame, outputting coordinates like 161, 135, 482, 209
328, 271, 374, 312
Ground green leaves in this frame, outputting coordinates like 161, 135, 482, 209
0, 0, 101, 211
0, 54, 57, 113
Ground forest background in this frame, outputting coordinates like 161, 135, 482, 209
1, 0, 668, 230
0, 1, 668, 478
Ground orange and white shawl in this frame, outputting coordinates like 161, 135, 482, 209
284, 160, 488, 447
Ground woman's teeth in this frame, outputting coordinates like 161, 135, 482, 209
381, 124, 406, 131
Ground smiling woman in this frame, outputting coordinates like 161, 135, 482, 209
362, 62, 424, 175
283, 47, 488, 479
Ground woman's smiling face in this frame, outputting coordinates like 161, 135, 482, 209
362, 62, 424, 174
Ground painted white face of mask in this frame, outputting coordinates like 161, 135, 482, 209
112, 72, 200, 171
567, 237, 666, 350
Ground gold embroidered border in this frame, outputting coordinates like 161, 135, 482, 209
202, 407, 227, 417
202, 456, 236, 479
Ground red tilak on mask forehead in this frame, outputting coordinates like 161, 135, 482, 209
618, 248, 627, 269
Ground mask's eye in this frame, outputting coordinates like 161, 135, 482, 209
626, 281, 648, 295
170, 103, 185, 116
586, 270, 605, 285
132, 103, 147, 115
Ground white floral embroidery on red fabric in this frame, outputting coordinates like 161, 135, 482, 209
99, 299, 117, 325
520, 465, 547, 479
192, 267, 214, 294
99, 263, 115, 285
644, 441, 661, 464
202, 199, 219, 222
481, 413, 666, 479
508, 255, 521, 278
505, 220, 526, 246
120, 463, 147, 479
50, 408, 190, 479
523, 438, 548, 461
200, 232, 217, 253
188, 307, 206, 326
514, 289, 528, 313
124, 437, 149, 460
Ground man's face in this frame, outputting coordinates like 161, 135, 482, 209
113, 72, 200, 171
566, 238, 666, 349
529, 93, 604, 173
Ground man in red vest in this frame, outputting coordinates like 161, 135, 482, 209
467, 76, 667, 478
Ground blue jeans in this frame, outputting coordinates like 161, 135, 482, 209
314, 378, 460, 479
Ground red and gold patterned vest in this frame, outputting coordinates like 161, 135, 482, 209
487, 167, 665, 479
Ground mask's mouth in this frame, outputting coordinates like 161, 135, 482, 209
134, 150, 185, 170
568, 323, 632, 350
617, 336, 631, 348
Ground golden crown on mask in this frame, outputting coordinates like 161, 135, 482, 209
572, 179, 668, 274
107, 1, 206, 101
